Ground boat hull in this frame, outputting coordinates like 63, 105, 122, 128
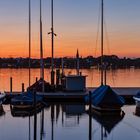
10, 103, 43, 117
11, 102, 42, 110
133, 97, 140, 108
91, 105, 122, 114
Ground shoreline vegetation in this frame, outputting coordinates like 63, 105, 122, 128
0, 55, 140, 69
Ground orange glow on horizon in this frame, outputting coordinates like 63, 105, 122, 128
0, 26, 140, 58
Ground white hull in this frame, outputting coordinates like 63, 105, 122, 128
133, 97, 140, 108
0, 93, 6, 105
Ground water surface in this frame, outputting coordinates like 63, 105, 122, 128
0, 68, 140, 91
0, 104, 140, 140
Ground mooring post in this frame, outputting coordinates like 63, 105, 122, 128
89, 91, 92, 114
104, 63, 107, 85
22, 83, 25, 93
10, 77, 13, 94
36, 77, 38, 82
89, 91, 92, 140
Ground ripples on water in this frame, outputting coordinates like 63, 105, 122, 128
0, 68, 140, 91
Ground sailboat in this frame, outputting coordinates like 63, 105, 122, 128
27, 0, 51, 93
85, 0, 125, 113
10, 0, 43, 111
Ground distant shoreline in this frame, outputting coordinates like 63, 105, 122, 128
0, 55, 140, 69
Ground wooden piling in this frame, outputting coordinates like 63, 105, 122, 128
22, 83, 25, 92
89, 91, 92, 140
36, 77, 38, 82
10, 77, 13, 94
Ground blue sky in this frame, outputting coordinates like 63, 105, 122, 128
0, 0, 140, 58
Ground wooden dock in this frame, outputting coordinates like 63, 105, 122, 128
5, 87, 139, 104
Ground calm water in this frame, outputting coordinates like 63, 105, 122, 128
0, 68, 140, 91
0, 104, 140, 140
0, 68, 139, 140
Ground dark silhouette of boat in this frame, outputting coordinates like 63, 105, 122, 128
85, 0, 125, 113
10, 91, 43, 110
86, 85, 125, 113
85, 85, 125, 113
27, 78, 52, 92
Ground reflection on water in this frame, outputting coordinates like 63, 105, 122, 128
0, 104, 140, 140
91, 111, 125, 138
0, 68, 140, 91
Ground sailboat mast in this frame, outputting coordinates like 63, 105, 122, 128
101, 0, 104, 85
40, 0, 44, 80
51, 0, 54, 85
29, 0, 31, 87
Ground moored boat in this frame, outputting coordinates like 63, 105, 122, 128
133, 91, 140, 108
85, 85, 125, 113
10, 91, 43, 110
85, 0, 125, 113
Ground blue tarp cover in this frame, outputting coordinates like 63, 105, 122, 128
11, 91, 42, 105
85, 85, 125, 108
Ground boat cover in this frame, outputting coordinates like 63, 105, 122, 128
11, 91, 42, 105
85, 85, 125, 108
27, 78, 51, 92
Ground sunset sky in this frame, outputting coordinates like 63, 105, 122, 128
0, 0, 140, 58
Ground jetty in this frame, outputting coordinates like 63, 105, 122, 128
4, 87, 139, 104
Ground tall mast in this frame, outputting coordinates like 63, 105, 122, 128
48, 0, 56, 86
40, 0, 44, 81
101, 0, 104, 85
51, 0, 54, 86
28, 0, 31, 87
40, 0, 44, 92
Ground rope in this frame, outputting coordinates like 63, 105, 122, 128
94, 2, 101, 57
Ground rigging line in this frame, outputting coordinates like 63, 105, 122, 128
104, 17, 111, 55
94, 1, 101, 57
111, 69, 116, 87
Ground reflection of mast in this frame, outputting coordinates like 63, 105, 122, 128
34, 112, 37, 140
51, 105, 54, 140
62, 107, 64, 126
89, 92, 92, 140
33, 90, 37, 140
29, 116, 31, 140
40, 109, 44, 140
101, 126, 103, 140
56, 105, 60, 123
